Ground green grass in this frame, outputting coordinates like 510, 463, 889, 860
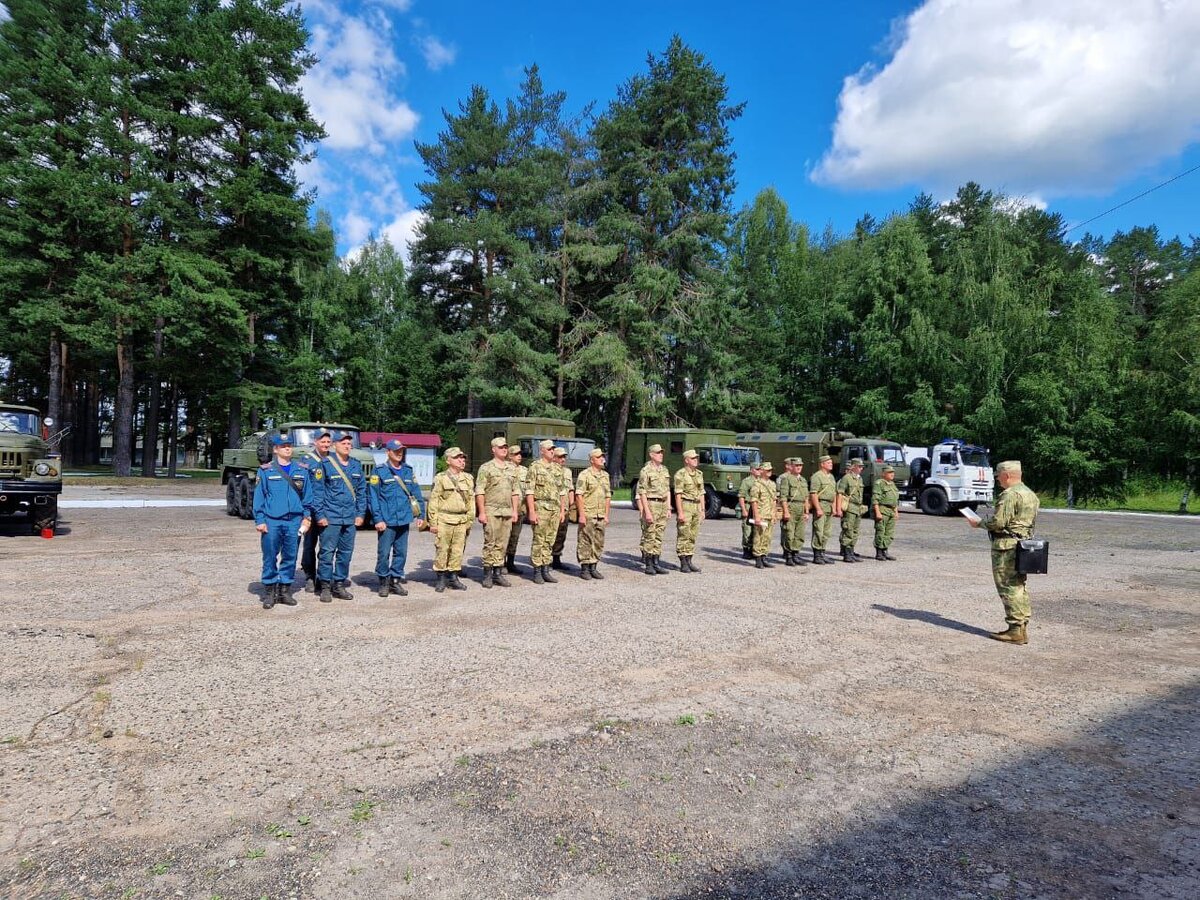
1038, 478, 1196, 514
612, 487, 631, 502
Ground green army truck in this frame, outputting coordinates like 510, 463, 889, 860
624, 428, 761, 518
456, 417, 597, 481
0, 404, 62, 534
734, 430, 910, 509
220, 422, 374, 520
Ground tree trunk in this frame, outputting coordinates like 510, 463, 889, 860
113, 323, 135, 476
1181, 461, 1194, 514
1065, 478, 1075, 509
85, 379, 101, 466
47, 334, 63, 454
141, 318, 165, 477
609, 390, 632, 484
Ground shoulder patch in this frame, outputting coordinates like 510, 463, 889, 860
369, 475, 380, 485
314, 469, 324, 480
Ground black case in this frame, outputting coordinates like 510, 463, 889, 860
1016, 538, 1049, 575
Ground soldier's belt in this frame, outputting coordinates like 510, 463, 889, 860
681, 497, 700, 502
644, 497, 667, 501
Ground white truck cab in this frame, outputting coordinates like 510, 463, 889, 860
904, 438, 994, 515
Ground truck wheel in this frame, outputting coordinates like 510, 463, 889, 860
33, 498, 57, 534
225, 478, 239, 516
919, 487, 950, 516
704, 487, 722, 519
237, 477, 255, 520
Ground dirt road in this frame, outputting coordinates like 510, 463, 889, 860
2, 502, 1197, 898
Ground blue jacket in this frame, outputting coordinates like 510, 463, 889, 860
313, 454, 368, 524
253, 461, 315, 525
367, 462, 426, 526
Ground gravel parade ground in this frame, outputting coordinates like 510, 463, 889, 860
1, 496, 1197, 899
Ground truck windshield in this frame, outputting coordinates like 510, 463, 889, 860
700, 447, 756, 467
959, 446, 990, 467
0, 412, 39, 434
552, 439, 596, 463
873, 446, 904, 464
288, 427, 362, 449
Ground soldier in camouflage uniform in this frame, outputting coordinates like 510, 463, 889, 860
872, 464, 900, 561
427, 447, 474, 593
738, 462, 762, 559
969, 460, 1040, 645
575, 447, 611, 580
527, 439, 567, 585
836, 458, 866, 563
505, 444, 528, 573
808, 454, 838, 565
550, 447, 576, 572
748, 461, 778, 568
673, 448, 705, 573
474, 437, 520, 589
637, 443, 672, 575
777, 457, 809, 567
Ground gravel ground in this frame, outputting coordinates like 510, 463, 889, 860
1, 497, 1197, 899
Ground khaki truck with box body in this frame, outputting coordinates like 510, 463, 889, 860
220, 422, 375, 520
623, 428, 760, 517
734, 430, 909, 509
456, 417, 597, 482
0, 404, 62, 534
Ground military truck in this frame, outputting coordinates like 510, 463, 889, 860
623, 428, 760, 518
220, 422, 374, 520
0, 404, 62, 534
734, 430, 910, 508
456, 417, 597, 482
904, 438, 994, 515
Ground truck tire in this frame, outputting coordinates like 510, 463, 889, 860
225, 478, 239, 516
704, 486, 722, 519
237, 476, 255, 520
919, 486, 950, 516
33, 498, 57, 535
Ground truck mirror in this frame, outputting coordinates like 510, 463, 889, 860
43, 417, 54, 426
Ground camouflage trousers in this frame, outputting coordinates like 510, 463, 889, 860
577, 516, 606, 564
991, 547, 1031, 626
530, 502, 561, 566
552, 512, 570, 558
434, 520, 470, 572
640, 499, 669, 556
481, 511, 513, 566
811, 502, 834, 550
741, 511, 754, 552
840, 508, 862, 550
752, 515, 776, 558
873, 506, 896, 549
676, 499, 701, 556
780, 503, 807, 551
506, 508, 526, 557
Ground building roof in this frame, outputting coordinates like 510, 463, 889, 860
360, 431, 442, 449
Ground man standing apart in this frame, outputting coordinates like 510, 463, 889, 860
777, 458, 809, 567
809, 454, 839, 565
505, 444, 529, 574
368, 439, 425, 597
313, 433, 366, 602
837, 458, 866, 563
673, 449, 705, 573
428, 447, 474, 593
301, 430, 332, 591
575, 448, 611, 580
637, 443, 672, 575
475, 437, 519, 589
738, 462, 761, 559
527, 439, 567, 585
872, 465, 900, 561
969, 460, 1040, 644
253, 433, 313, 609
748, 461, 778, 568
551, 447, 576, 572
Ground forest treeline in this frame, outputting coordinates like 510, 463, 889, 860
1, 3, 1197, 502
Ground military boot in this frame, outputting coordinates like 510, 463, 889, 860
505, 554, 522, 574
262, 584, 277, 610
389, 577, 409, 597
761, 554, 774, 568
794, 551, 807, 567
688, 556, 701, 573
580, 563, 593, 580
811, 550, 827, 565
989, 623, 1028, 645
742, 547, 753, 560
493, 567, 512, 588
784, 550, 795, 567
643, 554, 656, 575
449, 571, 467, 591
481, 567, 493, 589
278, 584, 297, 606
533, 565, 545, 585
378, 578, 390, 598
679, 556, 691, 573
875, 548, 887, 561
542, 565, 558, 584
653, 555, 669, 575
883, 549, 898, 561
842, 548, 856, 563
331, 582, 353, 600
755, 555, 765, 569
853, 551, 866, 561
319, 583, 333, 603
434, 573, 447, 593
590, 563, 604, 580
551, 555, 564, 571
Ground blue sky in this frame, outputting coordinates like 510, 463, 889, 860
296, 0, 1200, 257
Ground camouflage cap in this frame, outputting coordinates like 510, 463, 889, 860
539, 439, 556, 450
760, 461, 773, 472
882, 465, 895, 474
508, 444, 522, 454
444, 446, 465, 460
784, 457, 799, 465
996, 460, 1022, 476
648, 443, 664, 453
553, 447, 567, 457
818, 454, 833, 464
848, 457, 864, 467
589, 448, 606, 459
682, 449, 698, 460
490, 436, 508, 448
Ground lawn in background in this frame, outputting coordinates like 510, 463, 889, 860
1039, 477, 1196, 514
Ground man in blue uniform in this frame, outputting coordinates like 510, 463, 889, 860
368, 438, 426, 597
300, 429, 332, 592
252, 433, 315, 609
313, 433, 366, 603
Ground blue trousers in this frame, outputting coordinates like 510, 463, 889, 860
317, 522, 356, 583
375, 524, 411, 578
260, 519, 301, 586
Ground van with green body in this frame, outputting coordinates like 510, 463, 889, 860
0, 404, 61, 533
624, 428, 761, 517
734, 430, 910, 508
456, 417, 596, 481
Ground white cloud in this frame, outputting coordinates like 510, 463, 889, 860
418, 35, 457, 71
344, 210, 426, 267
813, 0, 1200, 196
340, 211, 373, 247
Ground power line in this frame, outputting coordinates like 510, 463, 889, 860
1062, 162, 1200, 235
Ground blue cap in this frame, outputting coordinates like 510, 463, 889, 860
270, 433, 294, 447
384, 438, 406, 451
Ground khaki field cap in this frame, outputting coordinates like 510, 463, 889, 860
648, 443, 664, 453
490, 436, 508, 448
785, 457, 799, 465
508, 444, 521, 454
848, 457, 864, 468
818, 454, 833, 464
589, 448, 606, 459
682, 449, 698, 460
553, 447, 567, 457
882, 465, 895, 474
539, 438, 556, 450
444, 446, 465, 460
760, 461, 773, 472
996, 460, 1022, 476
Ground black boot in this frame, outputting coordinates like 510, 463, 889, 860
580, 563, 593, 580
591, 563, 604, 580
542, 565, 558, 584
493, 566, 512, 588
331, 581, 353, 600
278, 583, 297, 606
853, 551, 866, 561
319, 583, 333, 602
643, 554, 656, 576
533, 565, 545, 585
262, 584, 277, 609
505, 553, 522, 574
687, 556, 701, 573
812, 550, 827, 565
435, 573, 447, 593
761, 554, 774, 568
795, 550, 807, 567
311, 578, 324, 595
378, 577, 390, 597
389, 577, 408, 596
875, 548, 886, 561
842, 547, 857, 563
784, 550, 795, 567
883, 549, 898, 561
755, 555, 765, 569
653, 555, 669, 574
482, 567, 494, 589
449, 571, 467, 591
742, 547, 753, 560
679, 556, 691, 573
551, 555, 564, 571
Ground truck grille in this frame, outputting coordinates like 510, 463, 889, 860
0, 451, 22, 476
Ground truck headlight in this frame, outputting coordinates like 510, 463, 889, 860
34, 463, 51, 476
